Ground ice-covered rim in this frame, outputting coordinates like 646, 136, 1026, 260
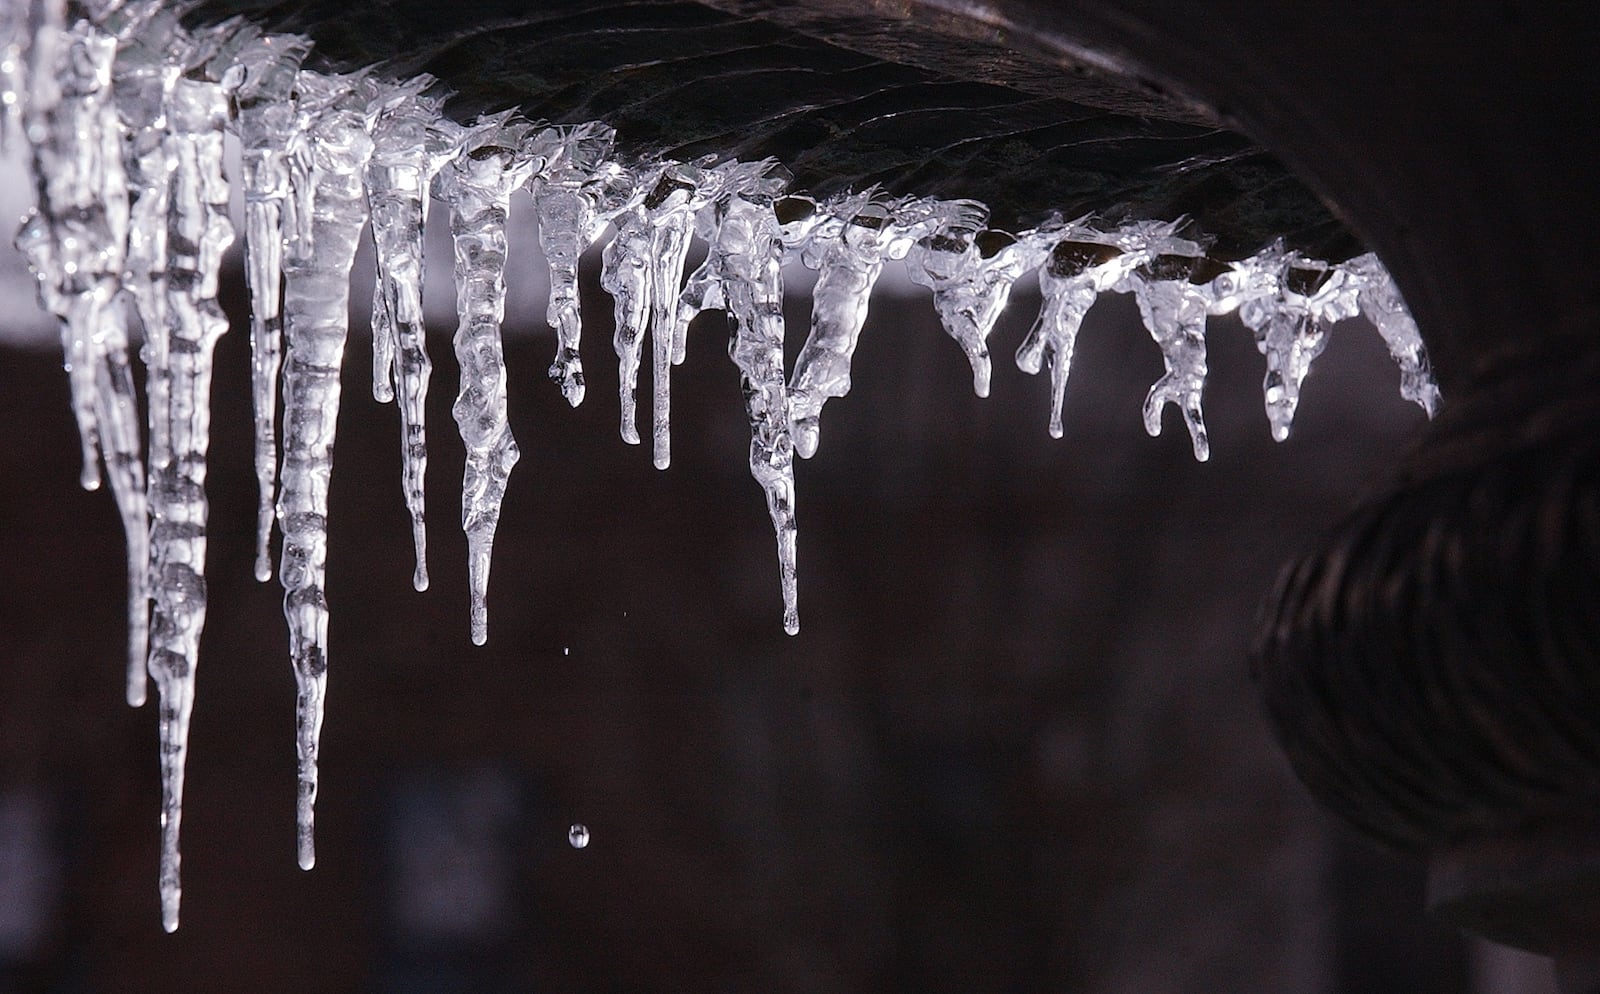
0, 0, 1436, 930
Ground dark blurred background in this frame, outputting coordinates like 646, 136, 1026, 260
0, 155, 1557, 992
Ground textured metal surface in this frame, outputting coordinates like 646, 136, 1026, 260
185, 0, 1355, 257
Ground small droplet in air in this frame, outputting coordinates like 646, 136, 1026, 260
563, 646, 570, 656
568, 823, 590, 849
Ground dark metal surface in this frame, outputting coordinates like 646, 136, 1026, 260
184, 0, 1355, 256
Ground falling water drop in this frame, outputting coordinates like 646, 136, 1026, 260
569, 823, 590, 849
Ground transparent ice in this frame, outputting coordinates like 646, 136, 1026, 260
437, 113, 539, 646
1, 0, 1440, 930
277, 70, 376, 871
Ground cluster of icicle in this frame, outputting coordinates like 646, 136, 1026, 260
0, 0, 1438, 931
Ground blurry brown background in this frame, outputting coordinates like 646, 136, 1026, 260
0, 183, 1550, 991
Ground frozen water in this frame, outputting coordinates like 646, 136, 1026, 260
0, 0, 1441, 930
367, 80, 464, 591
276, 70, 376, 872
438, 113, 539, 646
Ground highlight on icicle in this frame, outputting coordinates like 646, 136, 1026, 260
2, 0, 1441, 930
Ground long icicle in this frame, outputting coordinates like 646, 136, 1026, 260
146, 65, 234, 933
438, 115, 538, 646
600, 165, 657, 445
277, 72, 375, 871
232, 32, 311, 581
644, 162, 711, 469
366, 81, 461, 591
529, 121, 617, 408
697, 162, 803, 634
18, 8, 149, 705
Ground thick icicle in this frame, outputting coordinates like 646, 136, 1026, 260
438, 115, 538, 646
787, 193, 934, 460
1341, 252, 1441, 417
231, 32, 311, 581
528, 121, 618, 407
111, 0, 185, 711
277, 72, 375, 871
366, 81, 462, 592
1114, 226, 1218, 462
1015, 232, 1129, 438
692, 161, 802, 633
905, 202, 1044, 399
600, 165, 657, 445
1232, 248, 1362, 440
644, 162, 714, 469
18, 10, 149, 705
143, 65, 234, 932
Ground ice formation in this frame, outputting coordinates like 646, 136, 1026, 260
2, 0, 1440, 929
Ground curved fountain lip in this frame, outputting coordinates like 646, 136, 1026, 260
181, 0, 1356, 259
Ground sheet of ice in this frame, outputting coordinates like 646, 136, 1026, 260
367, 81, 463, 591
229, 31, 311, 580
1014, 231, 1129, 437
276, 71, 375, 871
1341, 252, 1441, 417
144, 67, 234, 932
528, 121, 619, 408
437, 115, 539, 645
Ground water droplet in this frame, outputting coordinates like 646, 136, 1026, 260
568, 823, 589, 849
563, 646, 569, 656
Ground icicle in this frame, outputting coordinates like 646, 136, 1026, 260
143, 60, 234, 931
1341, 252, 1441, 417
277, 71, 376, 871
0, 0, 27, 145
905, 201, 1045, 399
438, 114, 539, 646
1015, 231, 1129, 438
1112, 225, 1219, 462
110, 1, 184, 712
230, 32, 311, 582
643, 161, 714, 469
600, 165, 657, 445
1230, 247, 1361, 440
17, 8, 150, 706
691, 160, 802, 633
787, 192, 936, 460
528, 121, 618, 407
366, 80, 463, 592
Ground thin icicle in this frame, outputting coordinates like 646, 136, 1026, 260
1341, 252, 1441, 417
1113, 225, 1218, 462
277, 72, 375, 872
438, 114, 538, 646
644, 162, 714, 469
230, 32, 311, 581
600, 165, 657, 445
1015, 232, 1129, 438
367, 81, 462, 592
787, 193, 937, 460
112, 0, 185, 711
17, 10, 149, 705
145, 66, 234, 933
692, 161, 802, 633
528, 121, 618, 407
